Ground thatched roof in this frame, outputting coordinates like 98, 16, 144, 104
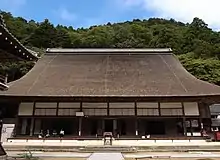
2, 48, 220, 97
0, 15, 38, 61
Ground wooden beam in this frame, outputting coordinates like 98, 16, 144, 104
134, 102, 137, 116
32, 102, 36, 116
107, 102, 110, 116
56, 102, 59, 116
158, 102, 161, 116
78, 117, 82, 136
80, 102, 82, 112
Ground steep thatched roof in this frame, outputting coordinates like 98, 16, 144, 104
1, 48, 220, 97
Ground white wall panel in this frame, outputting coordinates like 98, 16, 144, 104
83, 103, 107, 108
59, 103, 80, 108
109, 109, 134, 116
35, 109, 56, 115
160, 102, 182, 108
35, 102, 57, 108
58, 109, 79, 116
109, 103, 134, 108
137, 109, 159, 116
18, 103, 33, 116
83, 109, 107, 116
184, 102, 199, 116
160, 109, 183, 116
137, 103, 158, 108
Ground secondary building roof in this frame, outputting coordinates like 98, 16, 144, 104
0, 15, 39, 91
0, 15, 38, 61
1, 48, 220, 98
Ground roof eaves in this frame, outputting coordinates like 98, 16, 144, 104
0, 22, 39, 61
0, 82, 8, 91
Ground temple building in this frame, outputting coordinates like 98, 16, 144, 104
1, 46, 220, 140
1, 15, 220, 141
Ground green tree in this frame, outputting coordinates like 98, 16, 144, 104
28, 19, 57, 48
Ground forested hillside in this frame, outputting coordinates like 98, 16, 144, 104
1, 11, 220, 85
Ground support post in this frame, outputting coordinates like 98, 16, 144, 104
30, 118, 34, 136
113, 119, 117, 131
189, 120, 193, 136
14, 116, 19, 137
158, 102, 161, 116
78, 117, 82, 136
135, 118, 138, 136
183, 117, 187, 136
181, 102, 187, 136
102, 119, 105, 132
135, 102, 138, 136
0, 119, 2, 141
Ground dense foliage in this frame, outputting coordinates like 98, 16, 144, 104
1, 11, 220, 84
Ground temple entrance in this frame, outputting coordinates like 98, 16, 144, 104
105, 119, 113, 132
90, 119, 98, 135
146, 121, 165, 135
33, 118, 78, 136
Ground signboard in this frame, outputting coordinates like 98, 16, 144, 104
76, 112, 84, 117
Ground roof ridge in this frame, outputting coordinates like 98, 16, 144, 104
46, 48, 173, 55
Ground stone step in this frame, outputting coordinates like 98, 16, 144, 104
87, 153, 124, 160
4, 144, 220, 153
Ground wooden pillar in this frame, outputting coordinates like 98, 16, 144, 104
30, 118, 34, 136
113, 119, 117, 131
135, 102, 138, 136
158, 102, 161, 116
0, 119, 3, 141
182, 117, 187, 136
79, 102, 83, 136
189, 120, 193, 136
80, 102, 82, 112
14, 116, 19, 137
13, 104, 20, 137
56, 102, 59, 116
78, 117, 82, 136
181, 102, 187, 136
135, 118, 138, 136
102, 119, 105, 132
30, 102, 36, 136
135, 102, 137, 116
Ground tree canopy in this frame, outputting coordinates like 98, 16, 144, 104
1, 11, 220, 85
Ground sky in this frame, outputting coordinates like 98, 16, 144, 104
1, 0, 220, 30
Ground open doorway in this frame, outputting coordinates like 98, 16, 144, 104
146, 121, 165, 135
34, 118, 78, 135
105, 120, 113, 132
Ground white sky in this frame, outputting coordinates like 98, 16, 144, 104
121, 0, 220, 30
